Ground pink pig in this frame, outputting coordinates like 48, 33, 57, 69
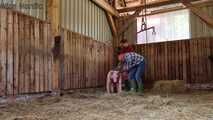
106, 70, 122, 93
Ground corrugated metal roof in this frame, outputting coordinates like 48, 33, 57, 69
60, 0, 112, 43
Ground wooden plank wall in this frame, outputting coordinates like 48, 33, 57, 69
133, 38, 213, 88
61, 29, 113, 90
0, 8, 54, 96
0, 8, 114, 97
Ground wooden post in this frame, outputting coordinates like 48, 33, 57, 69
47, 0, 61, 95
47, 0, 61, 36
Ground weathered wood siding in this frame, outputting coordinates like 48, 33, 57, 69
133, 38, 213, 88
61, 29, 113, 90
0, 8, 53, 96
0, 8, 114, 97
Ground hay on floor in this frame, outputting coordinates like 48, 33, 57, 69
152, 80, 186, 94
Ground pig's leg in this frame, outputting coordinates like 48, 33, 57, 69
106, 71, 112, 93
117, 76, 122, 93
110, 84, 114, 93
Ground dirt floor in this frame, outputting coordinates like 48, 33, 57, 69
0, 90, 213, 120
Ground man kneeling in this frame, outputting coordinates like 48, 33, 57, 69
106, 70, 122, 93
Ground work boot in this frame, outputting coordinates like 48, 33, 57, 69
124, 80, 130, 91
128, 80, 137, 94
135, 79, 144, 96
138, 84, 144, 93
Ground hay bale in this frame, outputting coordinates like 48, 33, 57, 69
152, 80, 186, 94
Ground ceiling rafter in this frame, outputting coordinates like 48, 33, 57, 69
137, 0, 213, 17
91, 0, 120, 17
181, 0, 213, 28
117, 0, 200, 13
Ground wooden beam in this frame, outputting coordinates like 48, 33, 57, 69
117, 0, 213, 40
47, 0, 61, 93
118, 0, 179, 12
123, 0, 127, 7
138, 1, 213, 17
106, 13, 118, 36
91, 0, 120, 17
117, 9, 142, 36
182, 0, 213, 28
118, 0, 211, 36
47, 0, 61, 36
119, 8, 142, 20
117, 0, 199, 13
125, 0, 139, 4
118, 18, 136, 36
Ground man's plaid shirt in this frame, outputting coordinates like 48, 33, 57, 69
123, 52, 144, 71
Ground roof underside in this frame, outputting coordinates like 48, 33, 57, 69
116, 0, 206, 13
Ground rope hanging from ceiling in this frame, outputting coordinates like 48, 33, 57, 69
137, 0, 156, 43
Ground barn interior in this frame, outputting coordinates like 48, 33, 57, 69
0, 0, 213, 120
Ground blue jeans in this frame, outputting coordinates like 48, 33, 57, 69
128, 61, 145, 88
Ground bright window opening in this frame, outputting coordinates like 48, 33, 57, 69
137, 9, 190, 44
